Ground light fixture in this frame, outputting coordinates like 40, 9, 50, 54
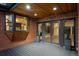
53, 7, 57, 11
26, 4, 31, 10
34, 13, 37, 16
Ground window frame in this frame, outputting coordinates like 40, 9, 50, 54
4, 13, 30, 32
4, 13, 14, 32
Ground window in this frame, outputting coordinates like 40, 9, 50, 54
5, 14, 13, 31
5, 14, 29, 32
15, 15, 29, 31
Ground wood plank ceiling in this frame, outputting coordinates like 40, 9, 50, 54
10, 3, 77, 19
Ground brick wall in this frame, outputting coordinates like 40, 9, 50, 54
0, 12, 11, 48
26, 20, 37, 43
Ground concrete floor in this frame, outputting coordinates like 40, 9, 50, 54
0, 42, 78, 56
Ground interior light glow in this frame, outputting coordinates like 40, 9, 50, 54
53, 7, 57, 11
34, 13, 38, 16
26, 4, 31, 10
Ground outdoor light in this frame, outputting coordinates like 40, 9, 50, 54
26, 4, 31, 10
34, 13, 38, 16
53, 7, 57, 11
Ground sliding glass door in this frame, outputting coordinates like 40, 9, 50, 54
37, 23, 43, 42
37, 21, 59, 43
64, 20, 75, 50
37, 19, 75, 50
52, 21, 59, 44
44, 22, 51, 43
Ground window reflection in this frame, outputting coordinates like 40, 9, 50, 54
64, 20, 74, 46
52, 22, 59, 44
16, 15, 28, 31
45, 22, 51, 43
5, 14, 29, 32
6, 14, 13, 31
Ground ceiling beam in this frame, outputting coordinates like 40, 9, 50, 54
9, 3, 19, 11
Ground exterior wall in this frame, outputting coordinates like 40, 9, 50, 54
0, 12, 36, 51
0, 12, 11, 49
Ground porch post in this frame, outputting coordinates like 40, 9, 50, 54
42, 23, 45, 42
59, 20, 64, 47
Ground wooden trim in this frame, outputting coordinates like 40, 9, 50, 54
37, 17, 76, 23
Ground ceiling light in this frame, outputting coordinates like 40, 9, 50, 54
34, 13, 37, 16
26, 4, 31, 10
53, 7, 57, 11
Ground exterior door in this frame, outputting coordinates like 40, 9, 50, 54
37, 21, 59, 43
52, 21, 59, 44
44, 22, 51, 43
37, 23, 43, 42
64, 20, 75, 50
37, 19, 76, 50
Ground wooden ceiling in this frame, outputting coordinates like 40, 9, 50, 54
10, 3, 77, 19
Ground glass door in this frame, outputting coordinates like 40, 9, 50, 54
52, 21, 59, 44
64, 20, 75, 50
37, 23, 43, 42
44, 22, 51, 43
